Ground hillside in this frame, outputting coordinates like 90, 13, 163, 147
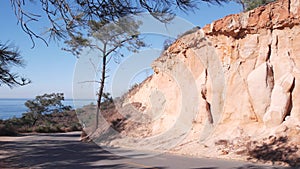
83, 0, 300, 166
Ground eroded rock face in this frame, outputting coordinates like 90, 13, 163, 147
247, 62, 273, 122
200, 0, 300, 129
263, 73, 295, 127
120, 0, 300, 164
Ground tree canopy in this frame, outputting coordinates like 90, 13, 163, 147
23, 93, 71, 126
3, 0, 230, 88
10, 0, 230, 46
0, 42, 30, 88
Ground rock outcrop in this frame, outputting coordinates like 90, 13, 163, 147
96, 0, 300, 166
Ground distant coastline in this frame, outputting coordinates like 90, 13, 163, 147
0, 98, 95, 120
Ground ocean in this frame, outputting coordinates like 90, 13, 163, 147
0, 98, 95, 120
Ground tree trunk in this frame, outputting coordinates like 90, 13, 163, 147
32, 118, 38, 126
95, 45, 107, 132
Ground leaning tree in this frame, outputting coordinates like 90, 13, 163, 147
66, 17, 145, 132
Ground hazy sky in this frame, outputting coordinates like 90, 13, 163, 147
0, 1, 242, 99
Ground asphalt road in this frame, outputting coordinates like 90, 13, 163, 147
0, 132, 292, 169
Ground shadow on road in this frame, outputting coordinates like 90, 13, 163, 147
190, 167, 218, 169
0, 132, 164, 169
0, 132, 297, 169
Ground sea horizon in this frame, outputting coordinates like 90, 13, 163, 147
0, 98, 96, 120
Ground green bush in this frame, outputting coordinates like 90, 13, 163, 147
70, 123, 81, 131
236, 0, 276, 11
0, 124, 18, 136
17, 125, 32, 133
0, 99, 81, 134
34, 126, 50, 133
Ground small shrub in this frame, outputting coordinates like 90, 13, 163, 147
34, 126, 51, 133
0, 124, 18, 136
236, 0, 276, 11
17, 125, 32, 133
71, 123, 81, 131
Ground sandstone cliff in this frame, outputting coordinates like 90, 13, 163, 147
91, 0, 300, 166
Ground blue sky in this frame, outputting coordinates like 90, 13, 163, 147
0, 1, 242, 99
